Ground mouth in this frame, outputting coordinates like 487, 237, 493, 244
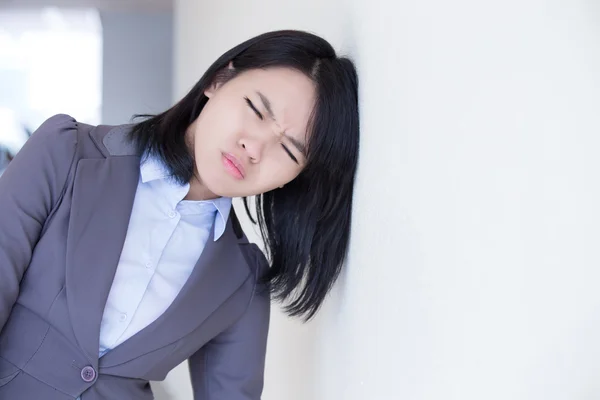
222, 152, 245, 180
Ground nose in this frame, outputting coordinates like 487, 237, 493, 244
238, 136, 265, 163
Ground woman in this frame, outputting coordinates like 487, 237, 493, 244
0, 30, 359, 399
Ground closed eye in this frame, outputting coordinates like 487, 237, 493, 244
281, 143, 299, 164
244, 97, 263, 120
245, 96, 298, 164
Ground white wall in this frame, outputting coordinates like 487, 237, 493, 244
100, 10, 173, 124
164, 2, 348, 399
170, 1, 600, 399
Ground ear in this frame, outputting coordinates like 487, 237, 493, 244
204, 84, 218, 98
205, 61, 235, 98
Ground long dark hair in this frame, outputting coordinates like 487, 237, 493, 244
129, 30, 359, 320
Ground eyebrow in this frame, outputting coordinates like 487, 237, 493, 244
256, 90, 307, 156
256, 91, 276, 121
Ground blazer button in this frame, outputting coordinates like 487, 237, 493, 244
81, 366, 96, 383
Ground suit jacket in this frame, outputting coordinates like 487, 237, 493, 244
0, 114, 270, 399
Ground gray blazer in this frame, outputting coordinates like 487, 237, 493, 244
0, 114, 270, 400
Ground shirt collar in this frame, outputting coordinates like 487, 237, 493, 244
211, 197, 232, 240
140, 156, 232, 240
140, 156, 170, 183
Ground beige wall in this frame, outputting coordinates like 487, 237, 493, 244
157, 0, 600, 399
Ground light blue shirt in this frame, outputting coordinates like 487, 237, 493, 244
97, 156, 232, 355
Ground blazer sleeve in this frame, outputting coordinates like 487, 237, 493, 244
0, 114, 78, 333
188, 247, 271, 400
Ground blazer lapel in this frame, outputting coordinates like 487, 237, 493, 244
99, 217, 252, 368
66, 123, 253, 367
66, 126, 140, 365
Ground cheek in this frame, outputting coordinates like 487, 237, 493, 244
262, 158, 303, 185
195, 100, 243, 144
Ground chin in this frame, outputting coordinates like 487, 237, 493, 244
201, 171, 264, 198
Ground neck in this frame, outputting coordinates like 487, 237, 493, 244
185, 175, 220, 201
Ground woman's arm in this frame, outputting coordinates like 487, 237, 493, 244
0, 114, 78, 333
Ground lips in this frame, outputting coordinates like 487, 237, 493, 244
222, 153, 245, 179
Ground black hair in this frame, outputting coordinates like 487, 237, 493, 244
128, 30, 359, 320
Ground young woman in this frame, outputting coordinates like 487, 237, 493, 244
0, 30, 359, 399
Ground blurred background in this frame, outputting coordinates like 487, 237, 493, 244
0, 1, 172, 176
1, 1, 600, 400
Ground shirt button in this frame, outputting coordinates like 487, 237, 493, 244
145, 261, 152, 269
168, 210, 177, 218
81, 366, 96, 382
119, 313, 127, 322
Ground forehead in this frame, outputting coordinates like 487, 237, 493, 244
233, 67, 316, 136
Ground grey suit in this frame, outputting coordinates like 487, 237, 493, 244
0, 114, 270, 399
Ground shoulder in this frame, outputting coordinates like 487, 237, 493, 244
1, 114, 80, 206
19, 114, 80, 169
241, 243, 270, 304
32, 114, 138, 158
243, 243, 269, 277
29, 114, 79, 148
228, 211, 270, 286
36, 113, 76, 130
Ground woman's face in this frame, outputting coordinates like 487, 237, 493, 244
188, 66, 316, 198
